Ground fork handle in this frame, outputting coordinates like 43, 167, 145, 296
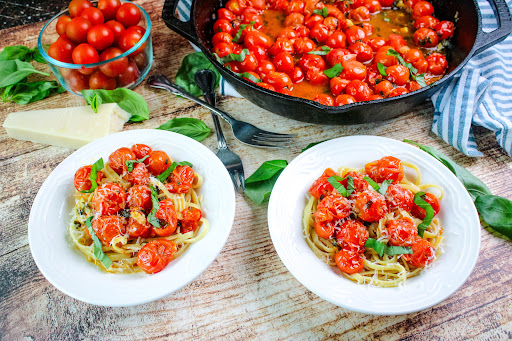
147, 74, 236, 126
202, 84, 228, 150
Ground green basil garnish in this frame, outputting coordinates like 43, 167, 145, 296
125, 155, 149, 172
81, 158, 104, 194
307, 46, 331, 55
0, 45, 46, 63
214, 48, 250, 64
313, 7, 329, 17
175, 51, 221, 97
301, 140, 327, 152
413, 191, 435, 237
413, 73, 427, 87
377, 62, 388, 77
363, 176, 392, 196
1, 80, 64, 104
155, 161, 193, 183
324, 63, 344, 78
245, 160, 288, 204
386, 48, 418, 75
232, 21, 255, 43
157, 117, 211, 142
364, 238, 412, 257
147, 186, 161, 228
327, 175, 354, 197
0, 59, 50, 88
85, 217, 112, 269
81, 88, 149, 122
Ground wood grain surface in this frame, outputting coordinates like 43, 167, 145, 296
1, 1, 512, 340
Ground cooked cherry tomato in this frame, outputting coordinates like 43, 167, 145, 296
307, 68, 329, 85
374, 79, 393, 97
257, 82, 276, 91
290, 66, 305, 83
256, 60, 276, 78
330, 77, 349, 96
213, 19, 234, 35
335, 94, 356, 106
354, 191, 388, 222
154, 199, 178, 236
131, 144, 152, 159
108, 147, 136, 174
335, 249, 365, 274
313, 207, 335, 239
125, 162, 150, 186
309, 168, 337, 199
69, 0, 92, 17
388, 87, 409, 97
368, 37, 387, 51
345, 80, 372, 101
310, 22, 331, 43
80, 7, 104, 26
127, 210, 153, 238
345, 26, 367, 45
341, 171, 369, 194
128, 184, 152, 212
269, 38, 295, 56
218, 8, 236, 21
386, 64, 410, 86
374, 46, 399, 67
413, 28, 439, 48
145, 150, 171, 176
165, 165, 195, 194
274, 52, 295, 73
386, 217, 417, 246
91, 215, 126, 245
66, 17, 92, 43
414, 15, 439, 30
87, 24, 114, 51
57, 15, 72, 36
436, 20, 455, 40
385, 183, 414, 211
403, 237, 435, 267
411, 192, 440, 219
74, 165, 103, 191
336, 219, 368, 252
137, 239, 177, 274
350, 6, 371, 21
92, 182, 127, 215
426, 52, 448, 75
181, 207, 202, 234
116, 3, 141, 27
412, 1, 434, 19
264, 72, 293, 89
365, 156, 404, 183
326, 48, 350, 66
285, 12, 305, 27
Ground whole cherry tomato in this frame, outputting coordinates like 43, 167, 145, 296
341, 171, 369, 194
335, 249, 365, 274
99, 47, 128, 77
369, 37, 387, 51
385, 183, 414, 211
413, 28, 439, 48
309, 168, 337, 199
298, 54, 325, 72
350, 6, 371, 21
388, 87, 409, 97
213, 42, 235, 58
314, 94, 335, 106
72, 43, 99, 65
137, 239, 177, 274
355, 191, 388, 222
309, 23, 331, 43
426, 52, 448, 75
365, 156, 404, 183
104, 20, 125, 44
98, 0, 121, 21
412, 1, 434, 19
290, 66, 304, 83
69, 0, 92, 17
125, 162, 150, 186
414, 15, 440, 29
128, 185, 152, 212
145, 150, 171, 176
66, 17, 92, 43
386, 64, 410, 86
245, 31, 273, 48
318, 193, 352, 219
345, 79, 372, 101
218, 8, 236, 21
225, 0, 246, 15
74, 165, 103, 191
213, 19, 234, 35
336, 219, 368, 252
92, 182, 127, 215
154, 199, 178, 236
127, 209, 152, 238
264, 72, 293, 89
273, 52, 295, 73
257, 82, 276, 91
330, 77, 350, 96
285, 12, 305, 27
239, 52, 258, 72
165, 165, 195, 194
341, 59, 368, 81
87, 24, 114, 51
348, 42, 373, 62
386, 218, 418, 246
57, 15, 72, 36
117, 61, 139, 86
345, 26, 367, 45
62, 68, 89, 91
314, 207, 335, 239
374, 79, 394, 97
326, 48, 350, 66
116, 3, 141, 27
212, 32, 233, 46
256, 60, 276, 78
89, 70, 116, 89
305, 14, 324, 29
80, 7, 104, 26
335, 94, 356, 106
91, 215, 126, 245
379, 0, 395, 6
268, 38, 295, 55
181, 207, 203, 234
307, 68, 329, 85
118, 29, 145, 55
326, 31, 347, 48
131, 143, 152, 159
293, 37, 316, 54
48, 35, 76, 63
403, 237, 435, 267
436, 21, 455, 40
108, 147, 136, 174
278, 27, 299, 40
365, 0, 382, 13
411, 192, 440, 219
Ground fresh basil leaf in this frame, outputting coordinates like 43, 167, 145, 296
0, 60, 50, 88
327, 175, 354, 197
413, 73, 427, 87
175, 52, 221, 96
307, 46, 331, 55
214, 48, 250, 64
313, 7, 329, 17
81, 158, 104, 194
377, 62, 388, 77
301, 140, 327, 152
386, 48, 418, 75
125, 155, 149, 172
413, 191, 435, 237
157, 117, 211, 142
31, 47, 46, 64
237, 72, 262, 83
85, 217, 112, 269
147, 186, 161, 228
403, 140, 492, 201
232, 21, 255, 43
324, 63, 344, 78
81, 88, 149, 122
364, 238, 412, 257
0, 46, 31, 61
1, 81, 64, 104
475, 195, 512, 239
363, 176, 379, 191
244, 160, 288, 204
155, 161, 192, 183
378, 180, 393, 196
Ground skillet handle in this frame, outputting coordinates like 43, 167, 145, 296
473, 0, 512, 55
162, 0, 200, 46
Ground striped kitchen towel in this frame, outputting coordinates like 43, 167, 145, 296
177, 0, 512, 157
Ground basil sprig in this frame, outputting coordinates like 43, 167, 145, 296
2, 80, 64, 104
232, 21, 255, 43
365, 238, 412, 257
125, 155, 149, 172
0, 45, 45, 63
0, 59, 50, 88
156, 161, 194, 183
85, 217, 112, 269
313, 7, 329, 17
245, 160, 288, 204
308, 46, 331, 55
81, 88, 149, 122
327, 175, 354, 197
147, 186, 161, 228
377, 62, 387, 77
226, 64, 262, 83
175, 52, 221, 96
157, 117, 211, 142
81, 158, 104, 194
413, 191, 436, 237
301, 140, 327, 152
214, 48, 250, 64
363, 176, 392, 195
404, 139, 512, 239
324, 64, 344, 78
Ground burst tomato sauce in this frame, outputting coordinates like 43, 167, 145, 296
210, 0, 455, 106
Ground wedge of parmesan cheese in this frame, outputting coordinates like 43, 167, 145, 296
3, 103, 131, 149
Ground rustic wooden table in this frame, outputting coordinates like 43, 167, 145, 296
1, 1, 512, 340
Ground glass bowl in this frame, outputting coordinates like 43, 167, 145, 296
37, 0, 152, 95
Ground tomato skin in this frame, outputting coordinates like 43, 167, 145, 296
314, 94, 335, 106
341, 171, 369, 194
108, 147, 136, 174
117, 61, 139, 86
104, 20, 125, 44
48, 36, 76, 63
181, 207, 203, 234
99, 47, 128, 77
213, 19, 234, 35
365, 156, 404, 183
91, 215, 126, 246
145, 150, 171, 176
348, 42, 373, 62
293, 37, 316, 54
128, 185, 152, 212
127, 209, 152, 238
386, 64, 410, 86
314, 208, 335, 239
116, 3, 141, 27
213, 42, 235, 58
374, 79, 393, 97
309, 168, 337, 199
326, 31, 347, 48
66, 17, 92, 43
374, 46, 399, 67
345, 80, 372, 102
244, 30, 273, 48
298, 54, 325, 72
342, 60, 367, 81
345, 26, 367, 45
218, 8, 236, 21
268, 38, 294, 56
92, 182, 127, 215
307, 68, 329, 85
388, 87, 408, 97
326, 48, 350, 66
436, 21, 455, 40
426, 52, 448, 75
318, 194, 352, 219
278, 27, 298, 40
74, 165, 103, 191
137, 239, 177, 274
350, 6, 371, 21
154, 199, 178, 236
403, 237, 435, 267
413, 28, 439, 48
125, 162, 150, 186
98, 0, 121, 21
165, 165, 195, 194
62, 68, 90, 91
69, 0, 92, 17
257, 82, 276, 91
412, 1, 434, 19
330, 77, 350, 96
57, 15, 72, 36
87, 24, 114, 51
274, 52, 295, 73
72, 43, 99, 65
355, 191, 388, 222
414, 15, 439, 30
411, 192, 440, 219
305, 14, 323, 29
336, 219, 368, 252
131, 143, 152, 159
290, 66, 304, 83
386, 218, 417, 246
335, 94, 356, 105
335, 249, 365, 274
256, 60, 276, 78
225, 0, 246, 15
118, 30, 145, 55
285, 12, 305, 27
385, 183, 414, 211
212, 32, 233, 47
309, 23, 331, 43
80, 7, 105, 26
365, 0, 382, 13
404, 48, 424, 63
264, 72, 293, 89
89, 69, 117, 89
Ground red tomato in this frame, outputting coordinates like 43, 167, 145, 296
298, 54, 325, 72
379, 0, 395, 6
354, 191, 388, 222
278, 27, 299, 40
212, 32, 233, 46
165, 165, 195, 194
268, 38, 294, 56
128, 185, 152, 212
264, 72, 293, 89
131, 143, 152, 159
218, 8, 236, 21
244, 31, 273, 48
257, 82, 276, 91
330, 77, 350, 96
318, 194, 352, 219
108, 147, 136, 174
413, 28, 439, 48
294, 24, 310, 37
98, 0, 121, 21
314, 94, 335, 106
80, 7, 104, 26
385, 183, 414, 211
104, 20, 126, 43
137, 239, 177, 274
239, 52, 258, 72
118, 29, 145, 55
91, 215, 126, 245
350, 6, 371, 21
326, 48, 350, 66
386, 64, 410, 86
116, 3, 141, 27
365, 0, 382, 13
374, 46, 399, 67
48, 36, 76, 63
326, 31, 347, 48
345, 79, 372, 101
336, 219, 368, 252
125, 161, 150, 186
386, 218, 418, 246
307, 68, 329, 85
411, 192, 441, 219
213, 42, 235, 58
154, 199, 178, 236
117, 61, 139, 86
290, 66, 304, 83
309, 23, 330, 43
66, 17, 92, 43
72, 43, 99, 64
57, 15, 72, 36
436, 21, 455, 40
285, 12, 305, 27
341, 59, 368, 81
273, 52, 295, 73
404, 48, 424, 63
414, 15, 440, 30
335, 94, 356, 106
305, 14, 323, 29
412, 1, 434, 19
62, 68, 90, 91
99, 47, 128, 77
406, 80, 422, 92
365, 156, 404, 183
413, 58, 428, 74
388, 87, 409, 97
293, 37, 316, 54
145, 150, 171, 176
323, 16, 339, 31
69, 0, 92, 17
374, 79, 393, 97
348, 42, 373, 62
313, 207, 335, 239
181, 207, 203, 234
345, 26, 367, 45
213, 19, 234, 35
249, 45, 268, 61
127, 210, 152, 238
256, 60, 276, 78
369, 37, 387, 51
87, 24, 114, 51
427, 52, 448, 75
74, 165, 103, 191
403, 237, 435, 267
335, 249, 365, 274
92, 182, 127, 215
89, 70, 117, 89
388, 34, 406, 52
341, 171, 369, 194
309, 168, 337, 199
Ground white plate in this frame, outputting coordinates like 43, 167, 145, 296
29, 129, 236, 307
268, 136, 480, 315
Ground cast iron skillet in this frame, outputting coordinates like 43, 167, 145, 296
162, 0, 512, 124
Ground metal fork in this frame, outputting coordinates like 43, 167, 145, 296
147, 74, 296, 148
195, 69, 245, 193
